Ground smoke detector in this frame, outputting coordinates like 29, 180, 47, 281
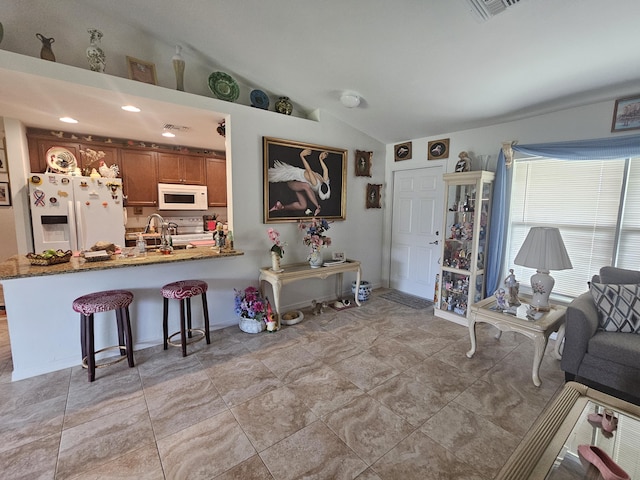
464, 0, 522, 22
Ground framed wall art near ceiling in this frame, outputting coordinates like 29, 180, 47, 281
394, 142, 412, 161
0, 149, 7, 174
0, 181, 11, 206
611, 94, 640, 132
428, 138, 450, 160
126, 56, 157, 85
263, 137, 347, 223
355, 150, 372, 177
366, 183, 382, 209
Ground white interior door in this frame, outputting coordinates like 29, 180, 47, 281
390, 166, 443, 299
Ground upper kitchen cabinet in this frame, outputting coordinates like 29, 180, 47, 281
120, 150, 158, 206
157, 153, 205, 185
205, 157, 227, 206
27, 137, 82, 173
79, 145, 120, 175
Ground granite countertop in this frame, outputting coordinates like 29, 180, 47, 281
0, 248, 244, 281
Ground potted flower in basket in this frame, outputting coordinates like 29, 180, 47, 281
267, 227, 286, 272
298, 218, 331, 268
234, 286, 278, 333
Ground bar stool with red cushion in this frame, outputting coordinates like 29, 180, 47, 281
72, 289, 135, 382
161, 279, 211, 356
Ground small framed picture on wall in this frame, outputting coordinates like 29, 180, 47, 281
355, 150, 372, 177
0, 148, 7, 173
394, 142, 412, 161
428, 138, 450, 160
366, 183, 382, 209
0, 182, 11, 206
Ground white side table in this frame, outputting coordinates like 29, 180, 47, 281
259, 260, 362, 316
467, 296, 566, 386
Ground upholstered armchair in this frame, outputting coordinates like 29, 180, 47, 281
561, 267, 640, 404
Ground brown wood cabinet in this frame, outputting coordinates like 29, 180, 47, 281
205, 157, 227, 206
120, 150, 158, 206
157, 153, 205, 185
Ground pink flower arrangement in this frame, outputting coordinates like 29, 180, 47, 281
234, 286, 266, 321
267, 227, 286, 258
298, 217, 331, 249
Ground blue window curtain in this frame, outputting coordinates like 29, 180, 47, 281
485, 134, 640, 296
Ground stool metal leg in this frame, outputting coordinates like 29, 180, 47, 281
123, 306, 135, 368
186, 298, 193, 339
202, 292, 211, 344
163, 297, 170, 350
87, 314, 96, 382
115, 308, 126, 357
179, 299, 187, 357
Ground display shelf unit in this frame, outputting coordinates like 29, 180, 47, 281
435, 170, 494, 324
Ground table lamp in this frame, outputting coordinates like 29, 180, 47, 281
513, 227, 572, 311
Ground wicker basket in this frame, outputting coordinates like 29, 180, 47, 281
26, 250, 73, 266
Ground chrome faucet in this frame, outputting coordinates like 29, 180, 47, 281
144, 213, 170, 249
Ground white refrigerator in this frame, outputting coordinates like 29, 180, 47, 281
28, 172, 126, 253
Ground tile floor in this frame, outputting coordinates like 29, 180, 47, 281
0, 289, 566, 480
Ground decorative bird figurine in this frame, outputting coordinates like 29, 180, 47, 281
98, 160, 119, 178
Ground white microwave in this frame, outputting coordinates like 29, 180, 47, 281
157, 183, 208, 210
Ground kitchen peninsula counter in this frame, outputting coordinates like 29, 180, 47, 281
0, 248, 244, 281
0, 247, 244, 381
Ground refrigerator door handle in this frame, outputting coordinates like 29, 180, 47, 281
68, 200, 79, 252
74, 200, 84, 252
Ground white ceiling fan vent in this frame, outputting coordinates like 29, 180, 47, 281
162, 123, 191, 132
464, 0, 522, 22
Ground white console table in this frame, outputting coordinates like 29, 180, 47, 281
259, 260, 362, 315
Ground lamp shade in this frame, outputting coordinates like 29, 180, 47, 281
513, 227, 572, 311
513, 227, 572, 272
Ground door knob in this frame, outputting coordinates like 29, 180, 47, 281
429, 240, 439, 245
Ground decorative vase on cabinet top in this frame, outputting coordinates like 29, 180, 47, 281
36, 33, 56, 62
172, 45, 185, 91
275, 96, 293, 115
86, 28, 105, 72
271, 251, 283, 272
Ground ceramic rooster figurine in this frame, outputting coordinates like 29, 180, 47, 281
98, 160, 119, 178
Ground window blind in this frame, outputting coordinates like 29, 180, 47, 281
507, 158, 627, 298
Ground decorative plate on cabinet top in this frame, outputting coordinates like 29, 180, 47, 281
45, 146, 77, 174
208, 71, 240, 102
250, 89, 269, 109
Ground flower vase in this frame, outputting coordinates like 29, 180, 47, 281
271, 251, 283, 272
238, 316, 266, 334
86, 29, 105, 72
308, 246, 323, 268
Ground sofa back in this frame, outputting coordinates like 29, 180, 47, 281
599, 266, 640, 284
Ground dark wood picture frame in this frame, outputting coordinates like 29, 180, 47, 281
428, 138, 450, 160
355, 150, 372, 177
611, 94, 640, 132
366, 183, 382, 209
126, 56, 158, 85
394, 142, 412, 161
263, 137, 347, 223
0, 181, 11, 206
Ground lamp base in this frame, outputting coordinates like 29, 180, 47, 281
529, 270, 554, 311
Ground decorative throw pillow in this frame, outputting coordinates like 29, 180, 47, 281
590, 283, 640, 333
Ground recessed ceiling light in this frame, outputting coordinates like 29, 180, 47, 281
162, 131, 176, 138
59, 116, 78, 123
121, 105, 141, 112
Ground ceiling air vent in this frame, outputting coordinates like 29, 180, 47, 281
464, 0, 522, 22
162, 123, 191, 132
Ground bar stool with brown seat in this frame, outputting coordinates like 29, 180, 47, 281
161, 279, 211, 356
72, 289, 135, 382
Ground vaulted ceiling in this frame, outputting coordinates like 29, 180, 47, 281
2, 0, 640, 149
